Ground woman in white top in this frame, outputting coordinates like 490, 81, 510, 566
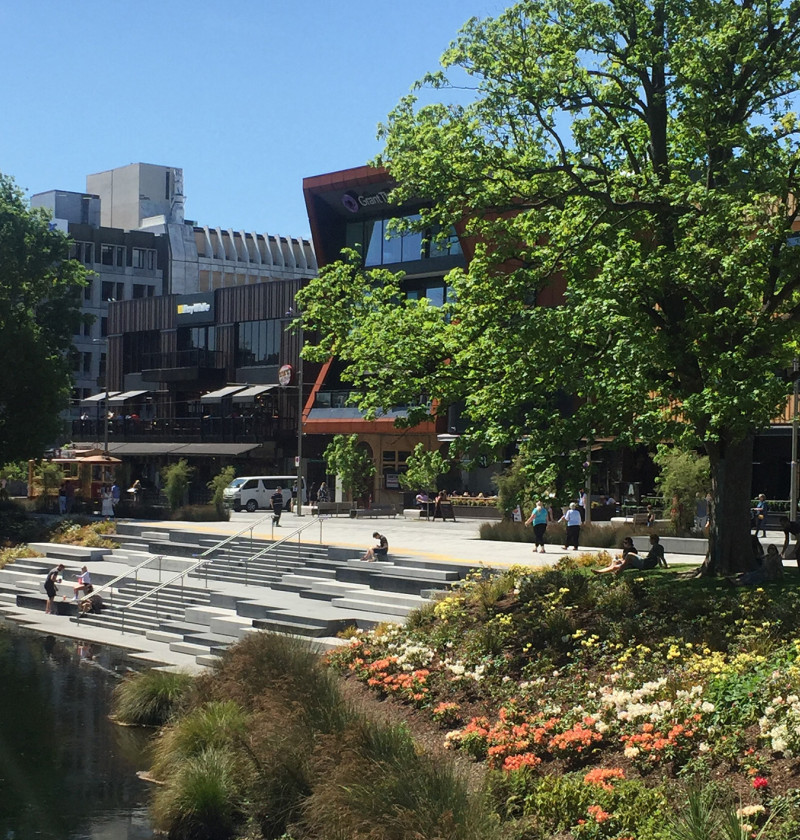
559, 502, 582, 550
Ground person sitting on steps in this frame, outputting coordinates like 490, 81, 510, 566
362, 532, 389, 562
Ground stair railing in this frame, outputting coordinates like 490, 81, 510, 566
117, 516, 325, 634
203, 515, 323, 587
75, 554, 165, 623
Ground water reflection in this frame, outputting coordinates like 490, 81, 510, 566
0, 620, 155, 839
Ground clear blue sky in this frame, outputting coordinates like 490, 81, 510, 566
1, 1, 504, 240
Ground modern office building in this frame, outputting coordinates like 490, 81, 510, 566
301, 164, 486, 504
30, 188, 168, 416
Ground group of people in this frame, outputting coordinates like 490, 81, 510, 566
43, 564, 102, 614
524, 500, 584, 552
415, 490, 452, 520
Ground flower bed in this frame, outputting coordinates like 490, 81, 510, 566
326, 560, 800, 838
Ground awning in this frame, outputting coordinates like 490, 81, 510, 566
200, 385, 249, 404
80, 391, 122, 404
108, 389, 150, 405
232, 384, 277, 403
173, 443, 261, 456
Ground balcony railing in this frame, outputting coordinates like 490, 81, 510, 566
138, 348, 224, 370
72, 414, 297, 443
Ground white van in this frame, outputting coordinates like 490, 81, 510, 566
223, 475, 306, 513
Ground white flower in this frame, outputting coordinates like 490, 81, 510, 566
701, 702, 715, 714
624, 746, 640, 758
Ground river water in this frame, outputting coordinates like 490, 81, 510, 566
0, 620, 155, 839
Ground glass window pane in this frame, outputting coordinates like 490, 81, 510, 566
364, 221, 382, 267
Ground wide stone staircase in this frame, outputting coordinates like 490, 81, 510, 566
0, 521, 473, 667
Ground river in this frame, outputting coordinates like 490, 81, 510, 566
0, 619, 155, 839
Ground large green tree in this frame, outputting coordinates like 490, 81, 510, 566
298, 0, 800, 574
0, 173, 86, 462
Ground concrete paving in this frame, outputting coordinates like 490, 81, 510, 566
147, 509, 718, 569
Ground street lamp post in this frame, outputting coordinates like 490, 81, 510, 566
295, 322, 304, 517
792, 358, 799, 518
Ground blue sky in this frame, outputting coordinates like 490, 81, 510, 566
1, 1, 504, 240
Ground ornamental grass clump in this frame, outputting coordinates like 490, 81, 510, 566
112, 669, 194, 726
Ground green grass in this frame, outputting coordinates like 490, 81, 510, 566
112, 669, 194, 726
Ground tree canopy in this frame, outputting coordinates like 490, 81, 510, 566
0, 173, 87, 462
298, 0, 800, 572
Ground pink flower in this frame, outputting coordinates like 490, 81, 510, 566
753, 776, 769, 790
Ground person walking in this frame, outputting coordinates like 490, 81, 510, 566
559, 502, 582, 550
751, 493, 768, 539
271, 486, 284, 526
525, 500, 549, 553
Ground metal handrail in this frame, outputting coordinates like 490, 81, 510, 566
75, 553, 165, 620
117, 516, 324, 633
201, 516, 324, 586
76, 510, 275, 622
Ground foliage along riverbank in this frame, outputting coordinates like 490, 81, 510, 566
115, 551, 800, 839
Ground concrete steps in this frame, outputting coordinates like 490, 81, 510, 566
0, 522, 469, 667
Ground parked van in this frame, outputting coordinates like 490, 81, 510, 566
223, 475, 306, 513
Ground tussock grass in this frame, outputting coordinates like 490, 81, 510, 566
151, 747, 243, 840
112, 669, 194, 726
300, 717, 499, 840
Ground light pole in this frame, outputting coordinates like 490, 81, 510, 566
295, 321, 304, 517
792, 358, 799, 518
282, 308, 304, 517
93, 339, 109, 456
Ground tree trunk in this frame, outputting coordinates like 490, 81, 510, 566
701, 434, 754, 576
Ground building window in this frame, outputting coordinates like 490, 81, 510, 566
235, 319, 281, 367
132, 284, 154, 298
100, 317, 108, 337
83, 321, 92, 338
71, 241, 96, 264
82, 352, 92, 374
84, 279, 93, 302
347, 214, 462, 268
101, 282, 125, 302
99, 353, 106, 380
132, 248, 156, 270
177, 325, 216, 352
100, 244, 125, 267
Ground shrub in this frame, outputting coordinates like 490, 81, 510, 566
151, 747, 244, 840
162, 459, 194, 512
172, 503, 229, 522
112, 669, 195, 726
208, 466, 236, 519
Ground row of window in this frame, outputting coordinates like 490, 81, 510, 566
72, 242, 158, 270
81, 279, 156, 303
346, 214, 462, 268
71, 350, 106, 376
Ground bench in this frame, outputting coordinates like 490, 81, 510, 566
351, 505, 398, 519
311, 502, 353, 517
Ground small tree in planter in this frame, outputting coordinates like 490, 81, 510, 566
653, 445, 711, 536
399, 443, 449, 499
208, 466, 235, 520
161, 459, 194, 513
323, 434, 375, 506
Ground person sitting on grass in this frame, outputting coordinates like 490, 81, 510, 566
594, 534, 667, 574
361, 532, 389, 562
730, 544, 783, 586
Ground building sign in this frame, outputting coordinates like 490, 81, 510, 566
176, 292, 215, 325
341, 189, 390, 213
278, 364, 294, 386
385, 473, 399, 489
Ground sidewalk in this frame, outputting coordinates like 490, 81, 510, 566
151, 511, 718, 570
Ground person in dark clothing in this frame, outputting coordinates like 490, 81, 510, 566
779, 516, 800, 559
44, 563, 65, 614
271, 486, 284, 526
362, 532, 389, 561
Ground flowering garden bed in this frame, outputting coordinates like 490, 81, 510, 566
326, 557, 800, 839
